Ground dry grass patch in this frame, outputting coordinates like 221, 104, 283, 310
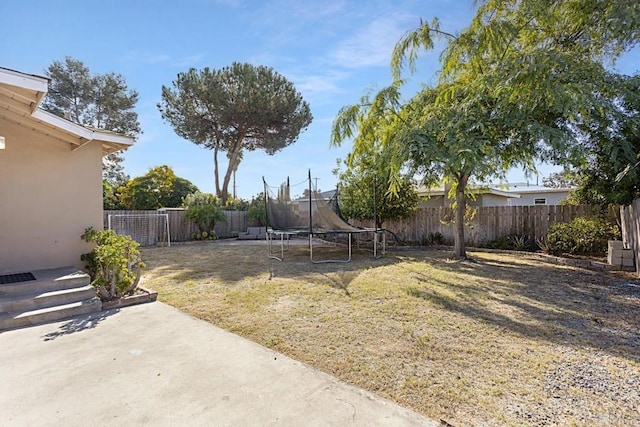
141, 241, 640, 426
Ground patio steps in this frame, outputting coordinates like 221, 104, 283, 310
0, 267, 102, 331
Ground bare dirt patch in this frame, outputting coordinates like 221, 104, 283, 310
141, 240, 640, 426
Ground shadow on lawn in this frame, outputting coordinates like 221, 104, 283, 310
142, 243, 640, 363
142, 241, 401, 295
404, 251, 640, 363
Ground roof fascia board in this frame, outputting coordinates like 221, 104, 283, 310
487, 189, 520, 198
32, 109, 134, 146
0, 68, 48, 94
513, 188, 573, 194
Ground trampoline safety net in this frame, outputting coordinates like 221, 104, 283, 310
263, 175, 360, 234
263, 171, 385, 263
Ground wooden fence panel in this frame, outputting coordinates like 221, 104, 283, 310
365, 205, 597, 246
621, 199, 640, 276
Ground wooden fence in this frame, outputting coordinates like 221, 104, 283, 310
104, 209, 250, 245
105, 205, 597, 248
355, 205, 597, 246
620, 199, 640, 275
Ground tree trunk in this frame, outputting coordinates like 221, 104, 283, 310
220, 134, 244, 205
453, 174, 469, 259
213, 148, 221, 198
220, 146, 242, 204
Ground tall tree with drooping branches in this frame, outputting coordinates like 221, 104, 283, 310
333, 0, 640, 259
332, 88, 419, 229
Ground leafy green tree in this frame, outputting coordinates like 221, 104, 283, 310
158, 62, 313, 203
119, 165, 198, 210
170, 177, 201, 207
182, 192, 226, 234
103, 181, 122, 210
568, 75, 640, 206
542, 171, 578, 189
335, 144, 418, 229
246, 193, 267, 226
223, 197, 249, 211
333, 0, 640, 259
42, 57, 141, 187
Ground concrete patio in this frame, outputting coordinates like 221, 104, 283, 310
0, 302, 437, 426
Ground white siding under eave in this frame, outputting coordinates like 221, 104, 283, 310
508, 191, 570, 206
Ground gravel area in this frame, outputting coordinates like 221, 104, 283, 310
533, 349, 640, 426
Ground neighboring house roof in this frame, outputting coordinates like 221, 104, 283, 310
0, 67, 133, 155
419, 183, 574, 198
501, 183, 574, 194
294, 189, 336, 202
319, 189, 336, 200
417, 186, 521, 199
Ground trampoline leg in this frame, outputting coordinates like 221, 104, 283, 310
374, 230, 386, 259
268, 232, 284, 261
310, 232, 352, 264
374, 231, 377, 258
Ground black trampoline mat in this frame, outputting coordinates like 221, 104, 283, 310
0, 272, 36, 284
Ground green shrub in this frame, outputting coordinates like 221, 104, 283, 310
510, 235, 532, 251
486, 234, 534, 251
190, 230, 218, 241
430, 231, 445, 245
546, 216, 619, 256
183, 192, 226, 234
81, 228, 144, 301
420, 231, 445, 246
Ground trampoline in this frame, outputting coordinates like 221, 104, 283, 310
263, 171, 385, 263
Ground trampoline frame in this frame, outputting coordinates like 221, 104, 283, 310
264, 171, 386, 263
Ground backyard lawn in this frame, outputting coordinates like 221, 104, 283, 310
141, 241, 640, 426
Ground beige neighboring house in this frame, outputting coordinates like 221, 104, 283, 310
0, 67, 134, 274
418, 183, 573, 207
503, 183, 573, 206
418, 186, 521, 207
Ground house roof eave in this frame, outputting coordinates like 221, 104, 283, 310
0, 67, 134, 156
0, 67, 49, 94
31, 109, 134, 155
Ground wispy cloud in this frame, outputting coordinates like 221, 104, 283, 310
123, 51, 206, 68
330, 13, 415, 69
284, 0, 347, 21
211, 0, 241, 6
169, 53, 207, 68
291, 71, 348, 97
245, 0, 351, 48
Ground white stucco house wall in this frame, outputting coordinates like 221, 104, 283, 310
503, 183, 573, 206
0, 67, 134, 274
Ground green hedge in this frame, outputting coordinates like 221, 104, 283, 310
546, 216, 619, 256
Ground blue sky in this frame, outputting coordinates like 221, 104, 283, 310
2, 1, 638, 199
